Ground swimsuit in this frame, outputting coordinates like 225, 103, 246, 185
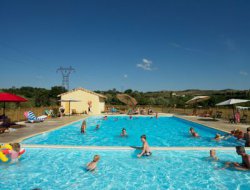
143, 152, 152, 156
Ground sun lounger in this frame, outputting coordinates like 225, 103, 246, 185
213, 111, 222, 119
24, 111, 47, 123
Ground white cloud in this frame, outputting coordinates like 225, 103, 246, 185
239, 71, 248, 76
137, 58, 153, 71
124, 74, 128, 78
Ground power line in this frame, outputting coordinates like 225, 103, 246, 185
56, 66, 75, 90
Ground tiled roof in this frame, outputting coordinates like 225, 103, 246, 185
58, 87, 107, 98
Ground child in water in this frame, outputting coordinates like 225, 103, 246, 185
189, 127, 199, 137
209, 149, 219, 161
96, 124, 100, 130
9, 143, 21, 163
81, 120, 86, 133
120, 128, 127, 137
86, 155, 100, 171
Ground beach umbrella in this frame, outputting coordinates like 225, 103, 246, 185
58, 99, 80, 116
216, 99, 249, 106
116, 94, 137, 107
216, 99, 250, 119
186, 96, 210, 105
0, 92, 27, 117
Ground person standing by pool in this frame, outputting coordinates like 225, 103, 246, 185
243, 127, 250, 147
189, 127, 199, 137
81, 120, 86, 133
137, 135, 152, 158
86, 155, 100, 171
59, 106, 65, 118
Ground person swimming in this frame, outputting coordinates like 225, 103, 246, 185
137, 135, 152, 158
223, 146, 250, 171
214, 133, 231, 141
86, 155, 100, 171
120, 128, 127, 137
214, 133, 222, 141
9, 143, 21, 163
189, 127, 199, 137
81, 120, 86, 133
96, 124, 100, 130
209, 149, 219, 161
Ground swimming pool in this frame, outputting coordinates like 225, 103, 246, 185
23, 116, 243, 147
0, 148, 249, 190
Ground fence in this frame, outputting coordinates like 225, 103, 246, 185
3, 105, 250, 123
106, 105, 250, 123
1, 106, 59, 122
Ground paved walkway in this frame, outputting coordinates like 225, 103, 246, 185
0, 115, 85, 143
176, 115, 249, 133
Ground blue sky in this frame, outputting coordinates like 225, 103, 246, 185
0, 0, 249, 91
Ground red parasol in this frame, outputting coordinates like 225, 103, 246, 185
0, 92, 27, 116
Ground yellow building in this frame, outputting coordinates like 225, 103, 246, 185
58, 87, 106, 115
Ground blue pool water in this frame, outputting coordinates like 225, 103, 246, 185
0, 148, 249, 190
23, 116, 243, 147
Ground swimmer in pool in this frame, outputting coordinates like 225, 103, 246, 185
214, 133, 222, 141
209, 149, 219, 161
222, 146, 250, 171
81, 120, 86, 133
189, 127, 199, 137
137, 135, 152, 158
86, 155, 100, 171
96, 124, 100, 130
9, 143, 22, 163
120, 128, 127, 137
214, 133, 232, 141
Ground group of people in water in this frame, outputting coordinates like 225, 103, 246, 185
190, 126, 250, 170
80, 115, 155, 170
80, 115, 250, 171
189, 126, 250, 148
209, 147, 250, 171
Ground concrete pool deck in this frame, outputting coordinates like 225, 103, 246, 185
0, 114, 249, 144
0, 115, 86, 143
176, 115, 249, 133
